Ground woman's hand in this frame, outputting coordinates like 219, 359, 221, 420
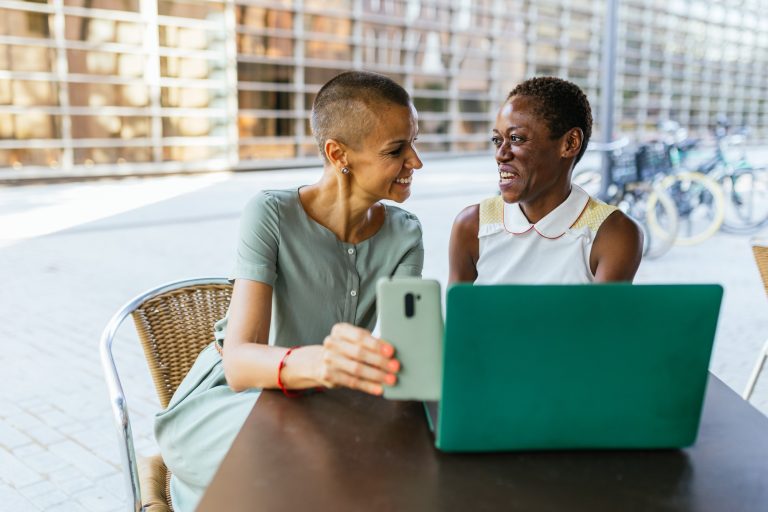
316, 323, 400, 395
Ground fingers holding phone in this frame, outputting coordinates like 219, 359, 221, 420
318, 322, 400, 395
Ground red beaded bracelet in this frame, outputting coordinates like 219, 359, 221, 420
277, 346, 305, 397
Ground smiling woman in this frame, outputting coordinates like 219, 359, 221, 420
154, 71, 424, 512
449, 76, 642, 286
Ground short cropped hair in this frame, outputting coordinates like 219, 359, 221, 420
508, 77, 593, 164
311, 71, 412, 161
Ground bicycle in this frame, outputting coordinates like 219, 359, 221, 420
675, 120, 768, 234
573, 139, 679, 259
642, 123, 726, 246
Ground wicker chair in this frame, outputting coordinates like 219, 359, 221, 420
99, 278, 233, 512
744, 242, 768, 400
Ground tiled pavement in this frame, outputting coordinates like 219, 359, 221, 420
1, 155, 767, 511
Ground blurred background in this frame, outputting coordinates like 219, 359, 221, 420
1, 0, 766, 181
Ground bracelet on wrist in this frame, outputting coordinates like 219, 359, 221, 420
277, 346, 324, 398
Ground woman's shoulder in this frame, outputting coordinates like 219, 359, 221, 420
242, 188, 298, 216
382, 203, 422, 237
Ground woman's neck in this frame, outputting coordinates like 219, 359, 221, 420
299, 170, 383, 244
519, 180, 572, 224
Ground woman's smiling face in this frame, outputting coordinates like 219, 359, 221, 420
492, 95, 571, 206
346, 102, 422, 203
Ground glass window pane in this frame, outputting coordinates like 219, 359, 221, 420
74, 146, 152, 165
69, 83, 149, 107
0, 148, 63, 168
164, 145, 226, 162
304, 15, 351, 36
158, 1, 224, 20
237, 34, 294, 58
159, 26, 210, 50
1, 113, 62, 139
163, 116, 224, 137
305, 0, 352, 10
305, 66, 348, 86
161, 56, 220, 79
239, 143, 296, 160
305, 39, 352, 61
71, 115, 151, 138
161, 87, 214, 108
0, 9, 52, 38
238, 90, 294, 111
238, 62, 293, 83
67, 50, 145, 76
236, 7, 293, 30
64, 0, 140, 12
413, 96, 448, 113
65, 16, 144, 45
0, 45, 56, 72
0, 80, 58, 107
238, 115, 295, 137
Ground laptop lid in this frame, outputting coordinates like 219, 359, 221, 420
435, 283, 723, 452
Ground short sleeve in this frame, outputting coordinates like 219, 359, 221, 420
230, 191, 279, 286
393, 218, 424, 277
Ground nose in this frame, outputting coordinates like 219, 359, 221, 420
495, 141, 511, 161
408, 144, 423, 170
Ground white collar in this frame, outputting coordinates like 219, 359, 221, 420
502, 185, 590, 239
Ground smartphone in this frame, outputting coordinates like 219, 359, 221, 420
377, 277, 443, 401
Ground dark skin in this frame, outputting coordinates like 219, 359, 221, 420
449, 95, 643, 284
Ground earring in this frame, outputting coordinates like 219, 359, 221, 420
341, 167, 350, 175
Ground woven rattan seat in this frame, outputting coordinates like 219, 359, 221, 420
100, 278, 232, 512
744, 243, 768, 400
132, 283, 233, 409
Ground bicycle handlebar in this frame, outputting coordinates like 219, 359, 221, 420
586, 137, 630, 152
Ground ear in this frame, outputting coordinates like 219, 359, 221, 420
324, 138, 348, 170
561, 128, 583, 159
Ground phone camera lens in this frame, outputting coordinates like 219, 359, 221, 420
404, 293, 415, 318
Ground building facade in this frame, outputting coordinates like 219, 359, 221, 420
0, 0, 766, 179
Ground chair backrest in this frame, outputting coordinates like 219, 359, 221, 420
131, 282, 233, 408
754, 242, 768, 299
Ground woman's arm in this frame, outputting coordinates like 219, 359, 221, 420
590, 211, 644, 282
448, 205, 480, 285
222, 279, 399, 395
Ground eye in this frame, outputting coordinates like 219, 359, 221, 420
388, 146, 404, 156
491, 136, 502, 147
510, 135, 525, 143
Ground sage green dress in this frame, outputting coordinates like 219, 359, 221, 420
154, 187, 423, 511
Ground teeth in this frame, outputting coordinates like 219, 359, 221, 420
395, 177, 412, 184
499, 172, 515, 178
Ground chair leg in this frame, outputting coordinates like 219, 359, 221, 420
743, 337, 768, 400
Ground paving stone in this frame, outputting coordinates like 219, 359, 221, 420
21, 449, 72, 475
0, 484, 39, 511
0, 421, 34, 449
72, 486, 121, 512
47, 441, 115, 480
0, 447, 42, 488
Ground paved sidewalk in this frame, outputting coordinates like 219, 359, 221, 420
1, 156, 767, 511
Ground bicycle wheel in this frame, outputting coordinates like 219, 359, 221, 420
718, 167, 768, 234
637, 183, 679, 259
648, 171, 725, 246
574, 171, 678, 259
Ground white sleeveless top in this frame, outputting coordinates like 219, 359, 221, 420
475, 185, 618, 285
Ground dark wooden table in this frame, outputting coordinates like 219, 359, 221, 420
198, 375, 768, 511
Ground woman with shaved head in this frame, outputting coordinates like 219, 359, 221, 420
155, 71, 423, 511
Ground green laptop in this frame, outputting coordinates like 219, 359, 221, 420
425, 283, 723, 452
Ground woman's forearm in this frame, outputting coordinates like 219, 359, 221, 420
222, 342, 322, 392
